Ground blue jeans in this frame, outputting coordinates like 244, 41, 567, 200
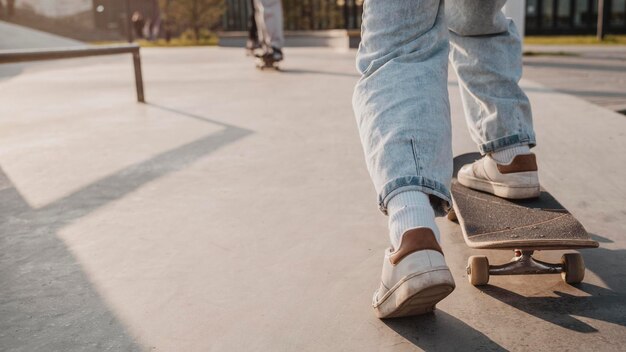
353, 0, 535, 216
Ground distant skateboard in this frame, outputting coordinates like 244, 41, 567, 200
255, 53, 280, 71
448, 153, 598, 286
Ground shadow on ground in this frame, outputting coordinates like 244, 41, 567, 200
443, 154, 626, 337
471, 233, 626, 333
480, 281, 625, 334
452, 71, 626, 111
522, 86, 626, 99
0, 104, 252, 350
523, 61, 626, 73
383, 310, 507, 351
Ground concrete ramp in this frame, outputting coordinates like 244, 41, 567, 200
0, 20, 84, 50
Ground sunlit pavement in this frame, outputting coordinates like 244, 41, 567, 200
1, 47, 625, 351
522, 45, 626, 112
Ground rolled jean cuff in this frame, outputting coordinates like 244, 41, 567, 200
478, 132, 536, 154
378, 176, 451, 217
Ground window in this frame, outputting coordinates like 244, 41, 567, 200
542, 0, 555, 27
574, 0, 590, 27
611, 0, 626, 26
557, 0, 571, 27
526, 0, 539, 29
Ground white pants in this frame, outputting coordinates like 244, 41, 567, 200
253, 0, 284, 49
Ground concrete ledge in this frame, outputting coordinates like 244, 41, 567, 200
0, 20, 84, 50
218, 30, 361, 49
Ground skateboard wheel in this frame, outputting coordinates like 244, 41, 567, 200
467, 256, 489, 286
561, 253, 585, 284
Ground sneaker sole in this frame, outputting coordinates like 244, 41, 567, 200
374, 268, 455, 319
458, 174, 540, 199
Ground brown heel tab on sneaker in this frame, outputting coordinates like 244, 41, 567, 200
389, 228, 443, 265
497, 154, 538, 174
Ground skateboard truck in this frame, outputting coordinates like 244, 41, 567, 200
491, 250, 563, 275
466, 250, 585, 286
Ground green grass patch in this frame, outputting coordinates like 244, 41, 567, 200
524, 35, 626, 45
134, 37, 219, 47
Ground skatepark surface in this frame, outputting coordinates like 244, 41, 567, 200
522, 45, 626, 113
1, 41, 625, 350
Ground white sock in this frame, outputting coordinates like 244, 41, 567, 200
490, 145, 531, 164
387, 191, 440, 250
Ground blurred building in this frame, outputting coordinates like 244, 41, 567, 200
526, 0, 626, 35
93, 0, 159, 32
222, 0, 625, 35
222, 0, 362, 32
7, 0, 158, 40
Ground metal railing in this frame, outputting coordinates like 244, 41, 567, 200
0, 44, 145, 103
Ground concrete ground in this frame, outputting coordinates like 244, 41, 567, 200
522, 45, 626, 113
0, 46, 625, 351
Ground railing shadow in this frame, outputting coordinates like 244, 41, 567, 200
0, 63, 23, 81
0, 104, 253, 349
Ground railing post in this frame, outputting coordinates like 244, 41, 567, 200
597, 0, 606, 41
132, 49, 145, 103
0, 44, 145, 103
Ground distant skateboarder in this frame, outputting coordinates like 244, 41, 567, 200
250, 0, 284, 63
132, 11, 145, 39
353, 0, 539, 318
246, 0, 261, 55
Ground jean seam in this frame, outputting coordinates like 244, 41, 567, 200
410, 138, 422, 176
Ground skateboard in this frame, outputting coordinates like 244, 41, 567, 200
448, 152, 598, 286
254, 53, 280, 71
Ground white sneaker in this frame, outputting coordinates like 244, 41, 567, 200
373, 228, 455, 319
458, 153, 540, 199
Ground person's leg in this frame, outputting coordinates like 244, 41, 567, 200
446, 1, 539, 199
353, 0, 455, 319
248, 0, 258, 41
253, 0, 284, 59
246, 0, 260, 53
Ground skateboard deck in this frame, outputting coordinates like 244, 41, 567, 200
450, 152, 597, 250
451, 180, 598, 250
449, 153, 598, 285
